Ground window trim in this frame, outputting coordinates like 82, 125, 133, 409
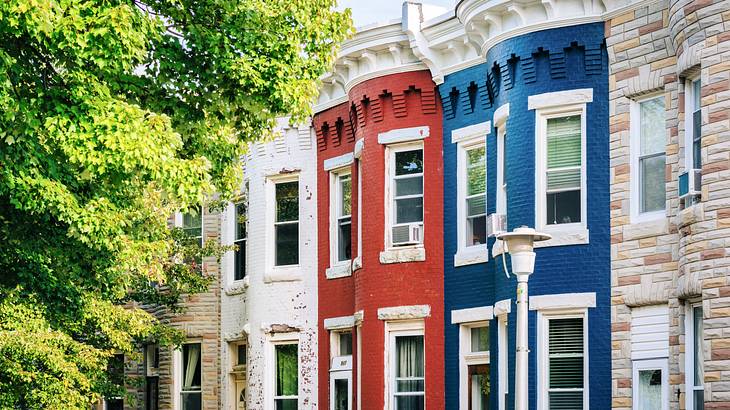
265, 174, 301, 281
268, 334, 300, 410
630, 93, 666, 223
632, 358, 669, 410
537, 309, 589, 410
174, 342, 203, 410
328, 168, 353, 277
496, 124, 507, 217
175, 209, 204, 246
385, 320, 425, 410
497, 314, 508, 410
685, 301, 704, 410
458, 321, 490, 410
534, 103, 589, 245
384, 142, 425, 250
684, 77, 702, 171
232, 200, 248, 282
356, 159, 363, 269
455, 136, 488, 267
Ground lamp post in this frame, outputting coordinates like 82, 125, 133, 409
496, 226, 551, 410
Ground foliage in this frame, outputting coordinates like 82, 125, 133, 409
0, 0, 351, 407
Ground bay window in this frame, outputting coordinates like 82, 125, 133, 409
389, 146, 424, 246
275, 180, 299, 266
180, 343, 202, 410
631, 95, 666, 220
274, 343, 299, 409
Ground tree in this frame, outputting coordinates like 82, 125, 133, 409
0, 0, 351, 407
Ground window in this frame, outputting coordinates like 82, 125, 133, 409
540, 315, 587, 410
496, 125, 507, 216
182, 210, 203, 247
465, 145, 487, 246
275, 180, 299, 266
632, 359, 668, 410
330, 330, 353, 410
234, 202, 247, 280
181, 343, 202, 410
389, 146, 424, 246
687, 304, 704, 410
460, 324, 489, 410
274, 343, 299, 409
544, 114, 583, 226
686, 78, 702, 170
145, 345, 159, 410
106, 353, 125, 410
392, 335, 425, 409
631, 96, 666, 219
230, 343, 247, 410
339, 331, 353, 356
331, 171, 352, 263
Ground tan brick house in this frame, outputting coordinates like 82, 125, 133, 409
607, 0, 730, 408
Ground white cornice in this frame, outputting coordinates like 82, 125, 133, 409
314, 0, 648, 113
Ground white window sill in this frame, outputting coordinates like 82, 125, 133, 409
623, 217, 668, 241
454, 245, 488, 267
325, 262, 352, 279
492, 226, 589, 257
353, 255, 362, 270
224, 277, 249, 296
379, 246, 426, 264
630, 210, 666, 225
264, 266, 302, 283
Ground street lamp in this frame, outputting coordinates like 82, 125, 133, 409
496, 226, 551, 410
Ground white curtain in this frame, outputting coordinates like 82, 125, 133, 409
184, 344, 200, 389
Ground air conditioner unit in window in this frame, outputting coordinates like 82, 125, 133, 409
392, 223, 423, 246
679, 169, 702, 200
487, 213, 507, 237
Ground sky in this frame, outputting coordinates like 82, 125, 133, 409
337, 0, 455, 27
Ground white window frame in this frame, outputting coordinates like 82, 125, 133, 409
328, 168, 353, 272
356, 159, 363, 268
632, 358, 669, 410
685, 301, 705, 410
496, 124, 507, 217
173, 342, 203, 410
266, 333, 300, 410
497, 314, 508, 410
455, 138, 488, 267
384, 142, 425, 250
329, 329, 353, 410
265, 174, 301, 281
458, 321, 490, 410
534, 103, 589, 245
537, 309, 589, 410
385, 320, 425, 410
684, 77, 702, 171
630, 94, 666, 223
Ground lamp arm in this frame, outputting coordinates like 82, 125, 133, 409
500, 238, 510, 279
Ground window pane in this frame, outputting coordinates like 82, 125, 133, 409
467, 146, 486, 196
693, 80, 701, 109
275, 223, 298, 266
275, 399, 298, 410
548, 391, 583, 410
276, 182, 299, 222
694, 390, 704, 410
641, 155, 666, 213
547, 116, 581, 169
275, 344, 298, 396
395, 150, 423, 176
466, 195, 486, 217
640, 98, 665, 156
182, 210, 202, 245
339, 175, 352, 216
396, 335, 424, 379
395, 176, 423, 196
471, 327, 489, 352
237, 345, 247, 366
182, 344, 201, 390
395, 395, 424, 410
181, 393, 201, 410
339, 332, 353, 356
694, 306, 704, 387
637, 369, 662, 410
235, 203, 246, 240
549, 318, 584, 392
396, 379, 425, 392
338, 217, 351, 261
234, 239, 246, 280
145, 376, 159, 410
395, 198, 423, 224
547, 168, 580, 191
470, 372, 489, 410
467, 215, 486, 246
693, 110, 702, 169
107, 399, 123, 410
547, 190, 581, 225
334, 378, 349, 410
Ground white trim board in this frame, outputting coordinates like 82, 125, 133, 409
528, 88, 593, 110
451, 121, 491, 144
529, 292, 596, 310
378, 305, 431, 320
324, 152, 354, 171
378, 126, 430, 145
451, 306, 494, 324
324, 315, 356, 330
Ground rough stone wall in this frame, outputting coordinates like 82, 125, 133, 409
607, 0, 730, 408
242, 120, 319, 410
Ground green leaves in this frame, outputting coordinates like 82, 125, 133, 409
0, 0, 351, 406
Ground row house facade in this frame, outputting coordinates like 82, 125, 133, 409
103, 0, 730, 409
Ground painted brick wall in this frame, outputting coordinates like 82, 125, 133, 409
441, 23, 611, 410
315, 70, 445, 410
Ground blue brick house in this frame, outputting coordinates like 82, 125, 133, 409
441, 23, 610, 410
